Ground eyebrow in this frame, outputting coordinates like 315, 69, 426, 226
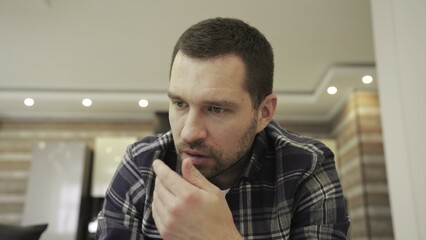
167, 91, 182, 100
167, 91, 239, 108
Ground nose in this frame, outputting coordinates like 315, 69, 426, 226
181, 110, 207, 143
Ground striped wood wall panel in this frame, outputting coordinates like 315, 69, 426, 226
333, 91, 393, 240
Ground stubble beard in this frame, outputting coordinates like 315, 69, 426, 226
176, 117, 258, 179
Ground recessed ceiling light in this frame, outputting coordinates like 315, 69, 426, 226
24, 98, 35, 106
362, 75, 373, 84
82, 98, 92, 107
327, 86, 337, 95
139, 99, 149, 108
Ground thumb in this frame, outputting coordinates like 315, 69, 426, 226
182, 158, 215, 192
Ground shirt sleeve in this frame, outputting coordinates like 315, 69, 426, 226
290, 149, 350, 239
96, 145, 148, 240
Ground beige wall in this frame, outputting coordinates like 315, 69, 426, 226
371, 1, 426, 239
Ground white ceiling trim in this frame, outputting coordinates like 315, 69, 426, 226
0, 65, 376, 123
278, 65, 376, 102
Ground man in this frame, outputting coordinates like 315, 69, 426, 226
97, 17, 350, 239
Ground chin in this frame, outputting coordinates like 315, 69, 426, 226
192, 165, 215, 178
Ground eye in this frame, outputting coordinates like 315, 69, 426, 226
208, 106, 225, 114
172, 100, 187, 109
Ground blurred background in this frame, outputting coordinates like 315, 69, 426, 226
0, 0, 424, 239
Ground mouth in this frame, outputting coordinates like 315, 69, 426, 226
183, 149, 208, 158
182, 149, 210, 165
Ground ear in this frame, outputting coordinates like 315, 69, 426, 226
256, 93, 277, 133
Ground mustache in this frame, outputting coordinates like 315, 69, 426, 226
178, 139, 206, 150
176, 140, 220, 159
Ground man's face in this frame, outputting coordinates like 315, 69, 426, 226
168, 52, 261, 179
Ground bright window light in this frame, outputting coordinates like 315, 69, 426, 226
82, 98, 92, 107
362, 75, 373, 84
327, 86, 338, 95
24, 98, 35, 106
138, 99, 149, 108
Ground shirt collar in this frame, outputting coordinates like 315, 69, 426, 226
239, 125, 273, 183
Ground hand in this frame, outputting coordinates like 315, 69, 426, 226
152, 159, 242, 240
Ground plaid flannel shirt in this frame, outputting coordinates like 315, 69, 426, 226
97, 120, 350, 239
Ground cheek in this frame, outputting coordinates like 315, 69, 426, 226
168, 109, 185, 139
213, 124, 246, 147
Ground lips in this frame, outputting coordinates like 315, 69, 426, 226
183, 149, 207, 158
181, 149, 210, 166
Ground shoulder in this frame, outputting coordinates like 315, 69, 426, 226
266, 121, 333, 163
262, 121, 334, 182
266, 121, 331, 156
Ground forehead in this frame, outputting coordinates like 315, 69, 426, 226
169, 52, 248, 96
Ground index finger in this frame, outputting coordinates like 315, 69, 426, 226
152, 159, 193, 196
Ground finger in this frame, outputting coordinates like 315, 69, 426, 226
154, 174, 178, 210
151, 192, 166, 234
181, 158, 218, 193
153, 159, 191, 196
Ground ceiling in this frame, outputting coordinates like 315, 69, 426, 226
0, 0, 376, 123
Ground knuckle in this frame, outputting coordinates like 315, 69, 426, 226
169, 203, 182, 218
182, 189, 198, 204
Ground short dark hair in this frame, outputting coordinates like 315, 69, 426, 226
170, 17, 274, 109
